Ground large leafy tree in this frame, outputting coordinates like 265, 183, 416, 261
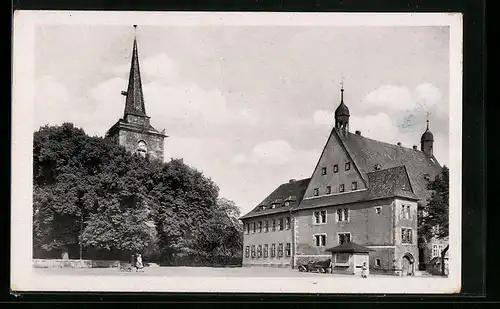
33, 123, 242, 264
419, 166, 449, 275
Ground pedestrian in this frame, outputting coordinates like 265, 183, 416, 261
361, 262, 368, 278
136, 253, 144, 272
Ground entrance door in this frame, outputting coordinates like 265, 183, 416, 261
402, 256, 413, 276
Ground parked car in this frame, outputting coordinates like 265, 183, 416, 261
297, 259, 332, 273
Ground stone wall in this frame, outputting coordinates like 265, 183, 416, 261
33, 259, 121, 268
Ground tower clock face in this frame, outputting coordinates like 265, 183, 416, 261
137, 140, 147, 157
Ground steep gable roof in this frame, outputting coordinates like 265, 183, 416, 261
240, 178, 310, 220
296, 165, 418, 211
338, 130, 442, 205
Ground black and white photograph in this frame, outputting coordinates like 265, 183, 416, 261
11, 11, 462, 293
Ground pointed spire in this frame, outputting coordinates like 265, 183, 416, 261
123, 25, 147, 117
426, 112, 430, 130
340, 76, 345, 102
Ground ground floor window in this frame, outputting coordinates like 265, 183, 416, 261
375, 258, 381, 267
432, 244, 445, 258
278, 243, 284, 257
285, 243, 291, 257
401, 228, 413, 244
314, 234, 326, 247
335, 253, 350, 266
264, 244, 269, 258
251, 245, 256, 258
245, 246, 250, 258
257, 245, 262, 258
271, 244, 276, 257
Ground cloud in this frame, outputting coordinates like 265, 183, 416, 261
363, 83, 446, 118
34, 76, 92, 131
232, 140, 319, 167
109, 53, 179, 83
313, 110, 335, 127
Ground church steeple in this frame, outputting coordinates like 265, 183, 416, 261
335, 77, 350, 136
122, 25, 147, 118
420, 112, 434, 157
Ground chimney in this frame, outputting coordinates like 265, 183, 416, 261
413, 145, 418, 150
355, 130, 361, 135
397, 142, 402, 146
289, 179, 296, 183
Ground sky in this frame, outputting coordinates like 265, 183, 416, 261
34, 25, 450, 216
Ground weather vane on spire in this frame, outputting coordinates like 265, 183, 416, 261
340, 75, 345, 91
426, 112, 430, 130
133, 25, 137, 38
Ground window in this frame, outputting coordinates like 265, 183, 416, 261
375, 207, 382, 215
313, 188, 319, 196
245, 223, 250, 234
313, 210, 327, 224
245, 246, 250, 258
351, 181, 358, 190
285, 243, 291, 257
257, 245, 262, 258
278, 243, 284, 257
284, 201, 290, 207
137, 140, 147, 158
321, 167, 327, 175
345, 162, 351, 171
271, 203, 276, 209
252, 222, 256, 234
333, 164, 339, 173
401, 228, 413, 244
271, 244, 276, 257
264, 244, 269, 258
339, 184, 345, 193
285, 217, 291, 230
336, 208, 349, 222
264, 220, 269, 233
432, 244, 445, 258
314, 234, 327, 247
402, 205, 411, 219
261, 205, 267, 210
279, 218, 284, 230
251, 245, 256, 258
375, 259, 381, 267
338, 232, 351, 244
326, 186, 332, 194
335, 253, 350, 266
272, 219, 276, 231
258, 221, 262, 233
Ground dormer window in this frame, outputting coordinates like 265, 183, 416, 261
284, 201, 290, 207
137, 140, 147, 158
374, 164, 381, 171
271, 204, 276, 209
345, 162, 351, 171
424, 173, 431, 181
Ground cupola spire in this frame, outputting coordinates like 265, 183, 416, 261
122, 25, 147, 118
335, 76, 350, 136
420, 112, 434, 157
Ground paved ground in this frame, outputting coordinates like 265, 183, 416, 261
34, 266, 437, 278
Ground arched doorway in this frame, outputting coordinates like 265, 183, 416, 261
402, 253, 415, 276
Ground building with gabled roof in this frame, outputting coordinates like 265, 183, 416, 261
240, 83, 444, 275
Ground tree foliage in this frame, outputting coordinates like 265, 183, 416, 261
33, 123, 243, 263
419, 166, 449, 241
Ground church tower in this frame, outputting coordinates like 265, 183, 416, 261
335, 79, 350, 136
105, 26, 167, 162
420, 115, 434, 157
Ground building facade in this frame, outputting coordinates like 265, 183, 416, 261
240, 85, 443, 275
105, 30, 167, 162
